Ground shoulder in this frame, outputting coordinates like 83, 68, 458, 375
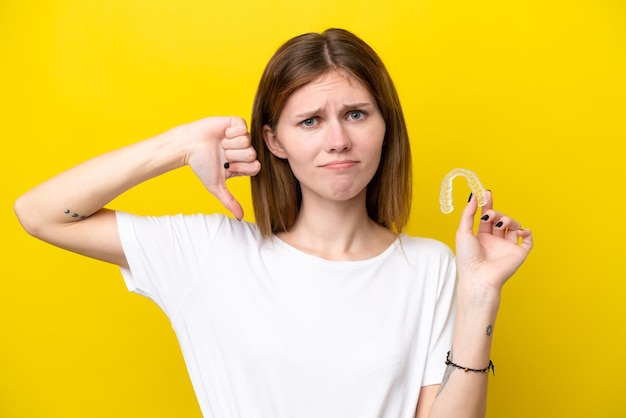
116, 211, 264, 244
394, 234, 456, 281
395, 235, 457, 296
398, 234, 455, 261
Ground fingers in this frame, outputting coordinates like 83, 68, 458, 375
481, 212, 522, 235
457, 192, 479, 237
476, 190, 494, 235
219, 117, 259, 219
188, 116, 259, 220
461, 190, 532, 250
206, 184, 245, 221
222, 117, 261, 177
518, 228, 534, 254
224, 116, 248, 139
222, 137, 260, 176
478, 197, 529, 247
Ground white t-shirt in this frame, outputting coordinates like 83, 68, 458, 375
116, 212, 457, 418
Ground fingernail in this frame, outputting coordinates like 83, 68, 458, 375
224, 162, 230, 169
467, 192, 473, 202
481, 214, 489, 221
495, 221, 504, 228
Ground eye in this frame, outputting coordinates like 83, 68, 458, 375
347, 110, 366, 121
300, 118, 318, 128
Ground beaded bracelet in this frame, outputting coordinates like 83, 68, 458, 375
445, 351, 495, 376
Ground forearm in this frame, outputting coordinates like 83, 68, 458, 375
428, 281, 501, 418
15, 125, 189, 234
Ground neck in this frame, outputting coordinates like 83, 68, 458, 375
277, 191, 396, 261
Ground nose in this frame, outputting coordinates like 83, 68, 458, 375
325, 120, 352, 152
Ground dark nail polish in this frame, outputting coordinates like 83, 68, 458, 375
468, 192, 473, 202
495, 221, 504, 228
481, 215, 489, 221
224, 162, 230, 169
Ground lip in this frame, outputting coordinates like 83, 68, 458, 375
320, 160, 359, 170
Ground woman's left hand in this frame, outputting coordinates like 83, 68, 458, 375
455, 190, 533, 295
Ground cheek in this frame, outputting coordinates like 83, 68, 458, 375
364, 119, 386, 153
369, 147, 384, 176
278, 130, 318, 162
278, 141, 314, 179
364, 137, 385, 179
368, 129, 386, 161
282, 143, 316, 167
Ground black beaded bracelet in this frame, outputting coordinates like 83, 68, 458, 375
445, 351, 495, 376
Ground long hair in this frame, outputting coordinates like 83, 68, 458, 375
250, 28, 412, 237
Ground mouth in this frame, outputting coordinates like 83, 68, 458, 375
320, 160, 359, 170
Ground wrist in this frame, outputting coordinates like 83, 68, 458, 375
165, 124, 195, 168
456, 276, 502, 313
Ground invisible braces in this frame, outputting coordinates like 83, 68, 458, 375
439, 168, 487, 214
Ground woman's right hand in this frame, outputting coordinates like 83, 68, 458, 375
184, 116, 261, 220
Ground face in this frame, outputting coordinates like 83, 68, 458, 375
264, 70, 386, 204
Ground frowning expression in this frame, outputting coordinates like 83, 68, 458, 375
263, 70, 386, 203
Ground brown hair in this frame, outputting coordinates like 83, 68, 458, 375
250, 28, 412, 237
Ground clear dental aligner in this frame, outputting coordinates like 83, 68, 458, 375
439, 168, 487, 214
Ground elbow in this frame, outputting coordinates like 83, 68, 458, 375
14, 193, 44, 238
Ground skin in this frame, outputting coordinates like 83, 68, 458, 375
263, 70, 396, 260
14, 69, 533, 418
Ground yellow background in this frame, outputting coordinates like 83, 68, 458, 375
2, 0, 624, 417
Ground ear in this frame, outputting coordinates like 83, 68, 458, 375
263, 125, 288, 159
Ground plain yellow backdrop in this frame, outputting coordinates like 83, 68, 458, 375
2, 0, 625, 417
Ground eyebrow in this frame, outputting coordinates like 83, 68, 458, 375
294, 102, 375, 119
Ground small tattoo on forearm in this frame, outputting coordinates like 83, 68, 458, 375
486, 324, 493, 337
64, 209, 87, 220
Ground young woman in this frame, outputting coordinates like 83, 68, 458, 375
14, 28, 533, 418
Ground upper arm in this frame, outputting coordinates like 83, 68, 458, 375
18, 206, 128, 268
415, 384, 439, 418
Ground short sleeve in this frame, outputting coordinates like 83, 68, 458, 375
115, 211, 226, 316
422, 246, 457, 386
